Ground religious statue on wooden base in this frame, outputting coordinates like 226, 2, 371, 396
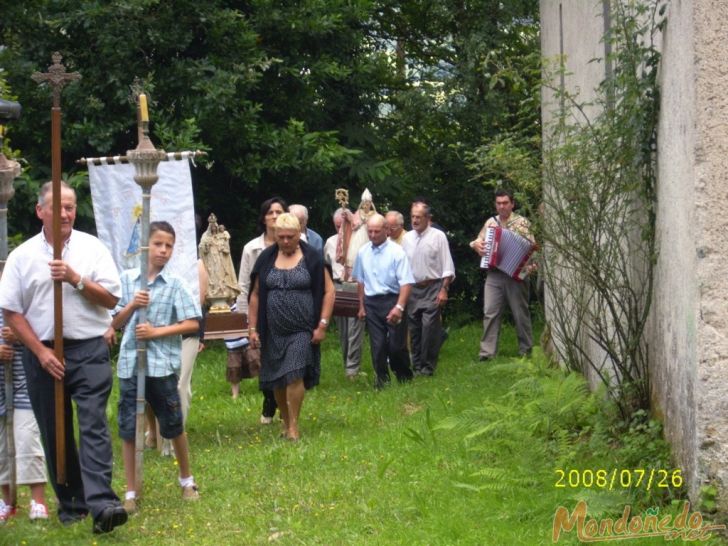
344, 188, 376, 280
199, 213, 240, 313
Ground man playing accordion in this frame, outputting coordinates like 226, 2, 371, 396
470, 189, 535, 361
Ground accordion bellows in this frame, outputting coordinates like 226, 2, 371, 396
480, 226, 535, 281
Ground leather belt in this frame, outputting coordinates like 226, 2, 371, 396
41, 337, 102, 348
415, 279, 439, 288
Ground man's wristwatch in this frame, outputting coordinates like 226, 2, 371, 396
75, 277, 86, 291
395, 303, 405, 312
319, 318, 329, 327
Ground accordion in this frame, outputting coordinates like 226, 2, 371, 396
480, 226, 535, 281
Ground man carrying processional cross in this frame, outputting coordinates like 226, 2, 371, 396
0, 181, 127, 533
0, 53, 127, 534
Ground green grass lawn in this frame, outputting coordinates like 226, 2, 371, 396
2, 321, 725, 545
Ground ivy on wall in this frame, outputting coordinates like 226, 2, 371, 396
540, 0, 665, 419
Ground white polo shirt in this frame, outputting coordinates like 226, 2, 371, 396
324, 234, 345, 282
402, 226, 456, 283
236, 233, 267, 314
0, 229, 121, 340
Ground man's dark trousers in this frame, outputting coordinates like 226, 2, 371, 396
407, 281, 444, 375
23, 337, 120, 522
364, 293, 412, 387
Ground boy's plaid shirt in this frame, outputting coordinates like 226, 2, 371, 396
115, 267, 201, 379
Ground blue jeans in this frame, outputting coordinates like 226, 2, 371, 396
118, 374, 183, 441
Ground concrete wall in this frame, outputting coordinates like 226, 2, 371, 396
541, 0, 728, 506
540, 0, 605, 122
650, 0, 700, 501
540, 0, 615, 391
689, 0, 728, 508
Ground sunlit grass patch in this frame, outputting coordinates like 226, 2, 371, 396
4, 321, 717, 545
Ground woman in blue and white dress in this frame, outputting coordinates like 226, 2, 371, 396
248, 213, 334, 441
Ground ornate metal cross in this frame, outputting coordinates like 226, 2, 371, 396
335, 188, 349, 209
31, 52, 81, 107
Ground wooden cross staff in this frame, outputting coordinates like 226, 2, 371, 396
31, 52, 81, 485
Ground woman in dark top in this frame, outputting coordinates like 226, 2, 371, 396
248, 213, 334, 441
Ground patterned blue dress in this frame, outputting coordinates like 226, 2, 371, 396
259, 260, 320, 390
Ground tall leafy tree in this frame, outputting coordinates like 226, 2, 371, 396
1, 0, 541, 318
0, 0, 393, 239
370, 0, 541, 315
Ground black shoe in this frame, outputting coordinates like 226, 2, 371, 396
478, 356, 492, 362
519, 349, 533, 358
93, 504, 128, 534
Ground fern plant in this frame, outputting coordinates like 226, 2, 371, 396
435, 355, 599, 492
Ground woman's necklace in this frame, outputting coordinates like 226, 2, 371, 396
281, 245, 300, 257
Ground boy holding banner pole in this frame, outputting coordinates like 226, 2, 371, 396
112, 221, 201, 513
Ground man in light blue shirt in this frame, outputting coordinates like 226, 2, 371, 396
352, 214, 414, 389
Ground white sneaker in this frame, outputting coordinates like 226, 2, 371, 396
160, 438, 174, 457
1, 500, 17, 523
29, 500, 49, 521
260, 415, 273, 425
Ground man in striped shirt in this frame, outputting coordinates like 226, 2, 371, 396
0, 316, 48, 522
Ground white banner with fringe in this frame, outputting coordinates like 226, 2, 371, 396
88, 160, 199, 299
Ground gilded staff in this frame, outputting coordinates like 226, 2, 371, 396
126, 93, 166, 497
335, 188, 352, 272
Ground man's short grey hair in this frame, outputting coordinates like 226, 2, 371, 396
385, 210, 404, 226
333, 208, 346, 222
411, 201, 432, 217
38, 180, 75, 207
289, 204, 309, 221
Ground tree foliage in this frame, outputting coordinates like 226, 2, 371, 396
370, 0, 542, 316
0, 0, 540, 318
